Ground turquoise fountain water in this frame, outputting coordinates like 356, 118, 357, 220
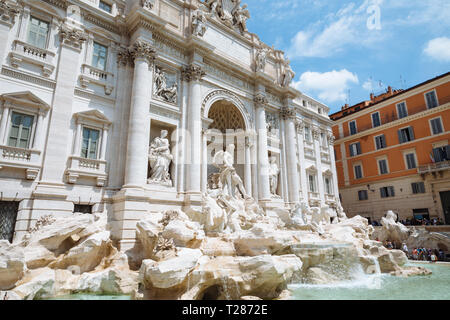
289, 262, 450, 300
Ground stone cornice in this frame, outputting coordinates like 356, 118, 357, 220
335, 102, 450, 144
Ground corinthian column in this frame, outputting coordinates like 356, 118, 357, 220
254, 94, 271, 201
123, 40, 156, 188
328, 133, 339, 199
295, 120, 308, 199
182, 65, 205, 194
281, 105, 300, 204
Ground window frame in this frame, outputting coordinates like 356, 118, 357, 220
7, 111, 36, 149
380, 186, 395, 198
353, 163, 363, 180
27, 15, 50, 49
374, 134, 387, 150
92, 41, 109, 71
396, 101, 408, 119
99, 0, 113, 13
398, 126, 415, 144
371, 111, 381, 128
377, 157, 390, 175
429, 116, 444, 135
324, 176, 332, 195
411, 182, 425, 194
80, 125, 101, 160
308, 174, 317, 193
358, 190, 368, 201
424, 89, 439, 109
404, 151, 418, 170
349, 142, 362, 157
349, 120, 358, 135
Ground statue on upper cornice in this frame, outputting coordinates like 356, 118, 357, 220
141, 0, 155, 10
192, 9, 207, 37
232, 1, 250, 33
202, 0, 250, 34
255, 47, 269, 73
281, 60, 295, 88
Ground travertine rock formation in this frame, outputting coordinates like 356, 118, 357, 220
0, 197, 426, 300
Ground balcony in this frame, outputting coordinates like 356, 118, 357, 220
418, 161, 450, 174
325, 194, 336, 204
304, 146, 315, 160
321, 151, 331, 163
66, 156, 108, 186
9, 40, 56, 77
79, 64, 115, 95
0, 145, 41, 179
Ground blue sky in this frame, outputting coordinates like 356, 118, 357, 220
243, 0, 450, 114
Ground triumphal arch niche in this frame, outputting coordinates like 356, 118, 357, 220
203, 91, 254, 197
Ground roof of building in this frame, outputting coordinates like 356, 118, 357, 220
329, 71, 450, 121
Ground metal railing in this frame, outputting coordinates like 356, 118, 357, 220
418, 161, 450, 174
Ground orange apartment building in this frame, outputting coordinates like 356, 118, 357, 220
330, 72, 450, 223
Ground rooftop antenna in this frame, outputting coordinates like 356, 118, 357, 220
399, 75, 406, 89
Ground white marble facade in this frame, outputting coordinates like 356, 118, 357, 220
0, 0, 338, 250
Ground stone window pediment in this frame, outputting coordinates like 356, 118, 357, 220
67, 110, 111, 186
1, 91, 50, 112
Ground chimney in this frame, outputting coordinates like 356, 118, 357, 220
370, 93, 374, 101
387, 86, 392, 94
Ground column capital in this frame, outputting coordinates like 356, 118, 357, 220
279, 106, 296, 120
312, 127, 321, 140
0, 1, 20, 27
327, 133, 336, 145
181, 64, 205, 82
117, 47, 133, 67
59, 25, 87, 51
254, 93, 268, 106
295, 119, 304, 134
130, 40, 157, 65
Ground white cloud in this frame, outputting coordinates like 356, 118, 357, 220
286, 1, 384, 58
424, 37, 450, 62
293, 69, 359, 103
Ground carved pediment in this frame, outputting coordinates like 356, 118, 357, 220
306, 165, 317, 173
1, 91, 50, 111
74, 110, 111, 125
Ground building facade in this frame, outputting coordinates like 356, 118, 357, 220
331, 73, 450, 224
0, 0, 338, 250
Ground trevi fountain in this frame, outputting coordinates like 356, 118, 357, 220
0, 0, 449, 301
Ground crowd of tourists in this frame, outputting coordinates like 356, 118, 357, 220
400, 218, 445, 226
382, 240, 447, 262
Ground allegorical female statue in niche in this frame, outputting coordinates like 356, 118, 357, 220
148, 130, 173, 186
269, 156, 280, 197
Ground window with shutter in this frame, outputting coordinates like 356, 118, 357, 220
354, 165, 363, 179
430, 118, 443, 135
349, 121, 357, 135
405, 153, 416, 169
388, 186, 395, 197
399, 127, 414, 143
378, 159, 388, 174
371, 112, 381, 128
375, 135, 386, 150
425, 91, 438, 109
396, 102, 408, 119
